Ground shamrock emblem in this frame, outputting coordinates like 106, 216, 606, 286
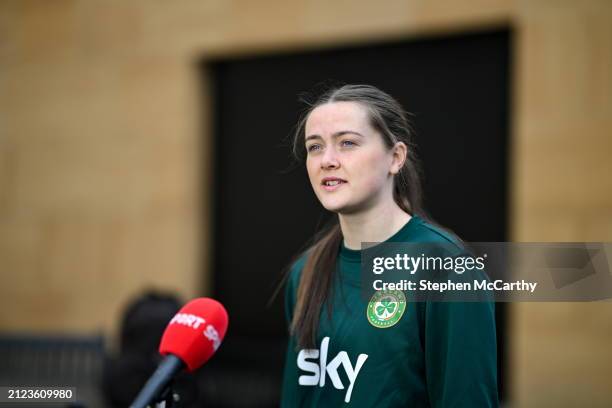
375, 297, 396, 319
367, 290, 407, 328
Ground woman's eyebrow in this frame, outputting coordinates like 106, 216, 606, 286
305, 131, 365, 142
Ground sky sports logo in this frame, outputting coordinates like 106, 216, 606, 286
170, 313, 206, 329
169, 313, 221, 350
297, 337, 368, 403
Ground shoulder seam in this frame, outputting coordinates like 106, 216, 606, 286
416, 221, 464, 251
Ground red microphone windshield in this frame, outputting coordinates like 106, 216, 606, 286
159, 298, 229, 372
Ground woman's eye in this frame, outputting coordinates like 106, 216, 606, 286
341, 140, 356, 147
307, 144, 321, 152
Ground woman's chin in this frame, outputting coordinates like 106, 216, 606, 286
321, 201, 347, 213
322, 201, 362, 215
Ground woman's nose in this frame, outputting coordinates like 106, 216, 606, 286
321, 146, 340, 169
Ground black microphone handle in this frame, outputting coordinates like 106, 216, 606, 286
130, 354, 184, 408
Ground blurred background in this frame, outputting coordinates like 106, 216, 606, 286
0, 0, 611, 407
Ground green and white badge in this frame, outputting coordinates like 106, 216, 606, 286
366, 290, 407, 328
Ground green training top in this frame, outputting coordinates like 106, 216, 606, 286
280, 215, 498, 407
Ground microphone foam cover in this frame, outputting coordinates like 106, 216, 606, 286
159, 298, 229, 372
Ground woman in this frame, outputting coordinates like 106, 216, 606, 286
280, 84, 498, 407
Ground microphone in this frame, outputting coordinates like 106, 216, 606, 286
130, 297, 229, 408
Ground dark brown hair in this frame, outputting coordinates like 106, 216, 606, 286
290, 84, 426, 349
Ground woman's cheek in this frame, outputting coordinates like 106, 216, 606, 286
306, 160, 318, 183
359, 155, 384, 191
357, 174, 381, 195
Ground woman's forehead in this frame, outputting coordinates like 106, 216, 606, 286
305, 101, 371, 134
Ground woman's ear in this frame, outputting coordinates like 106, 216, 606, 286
390, 142, 408, 175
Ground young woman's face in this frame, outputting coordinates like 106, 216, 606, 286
305, 101, 400, 214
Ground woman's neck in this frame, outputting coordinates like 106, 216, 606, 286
339, 201, 412, 250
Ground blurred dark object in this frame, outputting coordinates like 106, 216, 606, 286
118, 291, 183, 356
0, 332, 105, 407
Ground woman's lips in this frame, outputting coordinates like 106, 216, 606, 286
321, 178, 347, 192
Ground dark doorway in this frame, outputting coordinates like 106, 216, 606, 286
202, 27, 510, 407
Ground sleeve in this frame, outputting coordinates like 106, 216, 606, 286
422, 299, 498, 407
415, 242, 499, 407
